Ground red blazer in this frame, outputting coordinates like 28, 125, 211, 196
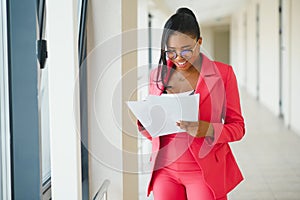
138, 53, 245, 199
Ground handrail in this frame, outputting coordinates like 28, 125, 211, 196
92, 179, 110, 200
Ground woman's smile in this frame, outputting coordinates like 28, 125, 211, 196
175, 60, 188, 68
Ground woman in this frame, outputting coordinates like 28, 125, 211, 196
138, 7, 245, 200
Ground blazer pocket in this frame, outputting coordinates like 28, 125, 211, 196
215, 144, 231, 162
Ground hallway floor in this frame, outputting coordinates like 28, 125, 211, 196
229, 90, 300, 200
140, 90, 300, 200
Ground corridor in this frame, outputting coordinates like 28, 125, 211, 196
229, 90, 300, 200
2, 0, 300, 199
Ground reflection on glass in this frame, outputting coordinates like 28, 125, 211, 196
38, 67, 51, 187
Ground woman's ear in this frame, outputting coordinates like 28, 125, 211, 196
198, 37, 203, 45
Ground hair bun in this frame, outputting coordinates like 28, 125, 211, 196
176, 7, 197, 20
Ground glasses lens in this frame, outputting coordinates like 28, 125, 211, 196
180, 50, 193, 59
165, 51, 176, 59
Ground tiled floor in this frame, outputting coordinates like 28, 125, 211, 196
229, 90, 300, 200
139, 90, 300, 199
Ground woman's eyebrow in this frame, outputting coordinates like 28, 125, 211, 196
167, 44, 193, 49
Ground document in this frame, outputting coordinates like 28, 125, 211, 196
127, 93, 199, 137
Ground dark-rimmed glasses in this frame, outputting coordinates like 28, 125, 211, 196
164, 41, 198, 60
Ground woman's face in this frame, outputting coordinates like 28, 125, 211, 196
166, 32, 202, 72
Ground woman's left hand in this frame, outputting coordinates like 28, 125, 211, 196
176, 120, 214, 138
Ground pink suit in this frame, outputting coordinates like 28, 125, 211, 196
138, 53, 245, 199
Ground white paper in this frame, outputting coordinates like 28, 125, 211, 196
127, 93, 199, 137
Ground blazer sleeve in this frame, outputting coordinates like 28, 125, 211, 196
209, 66, 245, 145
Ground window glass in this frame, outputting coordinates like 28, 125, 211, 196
0, 0, 11, 199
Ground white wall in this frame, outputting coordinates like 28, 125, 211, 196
87, 0, 123, 199
258, 0, 280, 115
138, 0, 149, 96
290, 0, 300, 133
201, 27, 215, 59
281, 0, 291, 127
47, 0, 82, 199
231, 0, 300, 135
137, 1, 169, 93
230, 9, 247, 86
137, 1, 152, 199
213, 27, 230, 64
194, 25, 231, 66
245, 0, 258, 98
231, 0, 281, 114
149, 7, 168, 67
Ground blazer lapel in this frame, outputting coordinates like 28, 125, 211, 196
195, 54, 221, 103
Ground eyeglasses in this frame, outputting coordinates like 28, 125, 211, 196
164, 41, 198, 60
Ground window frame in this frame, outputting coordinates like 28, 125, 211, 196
0, 0, 12, 199
6, 0, 41, 199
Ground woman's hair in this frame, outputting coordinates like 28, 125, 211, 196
156, 7, 201, 91
176, 7, 197, 21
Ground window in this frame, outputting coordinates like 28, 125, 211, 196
0, 0, 11, 199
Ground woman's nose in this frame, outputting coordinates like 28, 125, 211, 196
174, 52, 185, 61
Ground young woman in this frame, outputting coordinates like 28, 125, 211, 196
138, 7, 245, 200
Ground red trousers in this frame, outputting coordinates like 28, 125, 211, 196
151, 134, 227, 200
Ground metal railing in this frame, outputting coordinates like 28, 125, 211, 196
92, 179, 110, 200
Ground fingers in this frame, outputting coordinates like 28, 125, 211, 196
176, 121, 185, 130
176, 120, 187, 130
176, 121, 199, 137
177, 120, 198, 127
176, 120, 211, 138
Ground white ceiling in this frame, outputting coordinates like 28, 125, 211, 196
152, 0, 249, 26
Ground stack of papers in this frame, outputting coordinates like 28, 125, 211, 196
127, 93, 199, 137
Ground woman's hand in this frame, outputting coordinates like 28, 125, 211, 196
176, 120, 214, 138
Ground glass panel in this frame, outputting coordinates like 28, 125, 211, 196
0, 0, 11, 199
37, 0, 51, 191
38, 66, 51, 185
